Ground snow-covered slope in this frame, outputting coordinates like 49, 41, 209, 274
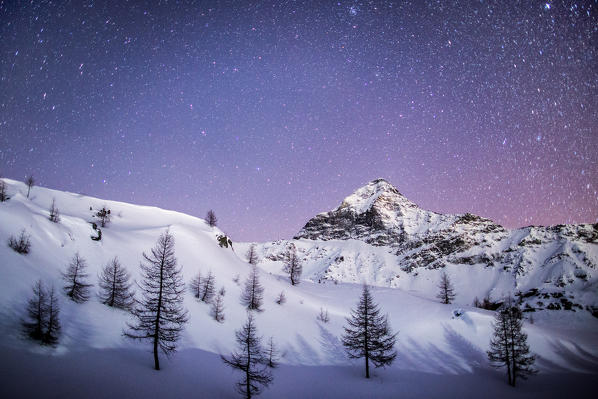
252, 179, 598, 315
0, 178, 596, 398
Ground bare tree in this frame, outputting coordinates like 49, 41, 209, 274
436, 271, 456, 304
266, 336, 279, 368
200, 270, 216, 303
283, 246, 302, 286
246, 244, 258, 265
98, 257, 134, 310
275, 291, 286, 305
22, 280, 61, 346
22, 280, 46, 341
25, 175, 34, 199
62, 252, 93, 303
317, 307, 330, 323
488, 300, 536, 386
124, 230, 188, 370
0, 179, 8, 202
189, 271, 202, 298
49, 198, 60, 223
43, 286, 61, 346
8, 229, 31, 254
206, 209, 217, 227
342, 285, 397, 378
221, 313, 272, 398
210, 292, 225, 323
241, 266, 264, 312
95, 206, 111, 227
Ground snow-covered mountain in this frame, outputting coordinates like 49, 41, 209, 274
0, 178, 597, 398
251, 179, 598, 315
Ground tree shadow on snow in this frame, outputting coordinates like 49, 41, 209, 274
317, 323, 346, 364
284, 333, 321, 365
399, 325, 487, 375
546, 339, 598, 373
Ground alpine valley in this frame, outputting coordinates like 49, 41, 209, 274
0, 178, 596, 399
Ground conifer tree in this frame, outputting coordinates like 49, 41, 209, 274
246, 244, 258, 265
25, 175, 34, 199
342, 285, 397, 378
241, 266, 264, 312
206, 209, 218, 227
200, 270, 216, 303
49, 198, 60, 223
22, 280, 61, 346
488, 300, 536, 386
63, 252, 93, 303
189, 271, 202, 298
0, 179, 9, 202
211, 292, 225, 323
95, 206, 111, 227
221, 313, 272, 398
266, 336, 279, 368
436, 271, 456, 304
125, 230, 188, 370
98, 256, 134, 309
22, 280, 46, 341
282, 246, 302, 286
43, 285, 61, 346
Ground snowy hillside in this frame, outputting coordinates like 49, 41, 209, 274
0, 178, 597, 398
251, 179, 598, 314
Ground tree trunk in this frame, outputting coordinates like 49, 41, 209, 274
153, 251, 166, 371
246, 333, 251, 399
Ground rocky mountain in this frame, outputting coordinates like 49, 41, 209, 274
251, 179, 598, 315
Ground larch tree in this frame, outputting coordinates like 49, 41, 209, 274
43, 285, 61, 346
22, 279, 47, 341
98, 256, 134, 310
282, 246, 302, 286
487, 300, 536, 386
265, 336, 279, 368
221, 313, 272, 399
0, 179, 9, 202
436, 271, 456, 304
342, 285, 397, 378
200, 270, 216, 303
48, 198, 60, 223
210, 292, 225, 323
241, 266, 264, 312
95, 206, 111, 227
124, 230, 188, 370
25, 175, 34, 199
206, 209, 218, 227
246, 244, 258, 265
22, 280, 61, 346
62, 252, 93, 303
189, 271, 202, 298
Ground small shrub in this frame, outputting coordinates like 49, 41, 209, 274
275, 291, 286, 305
317, 307, 330, 323
8, 229, 31, 254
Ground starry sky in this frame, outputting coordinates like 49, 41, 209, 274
1, 1, 596, 241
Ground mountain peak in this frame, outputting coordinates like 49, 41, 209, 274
336, 178, 416, 215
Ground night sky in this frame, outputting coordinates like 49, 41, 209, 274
1, 1, 596, 241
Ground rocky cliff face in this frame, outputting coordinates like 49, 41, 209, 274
265, 179, 598, 314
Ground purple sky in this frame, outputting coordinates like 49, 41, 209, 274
1, 1, 596, 241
